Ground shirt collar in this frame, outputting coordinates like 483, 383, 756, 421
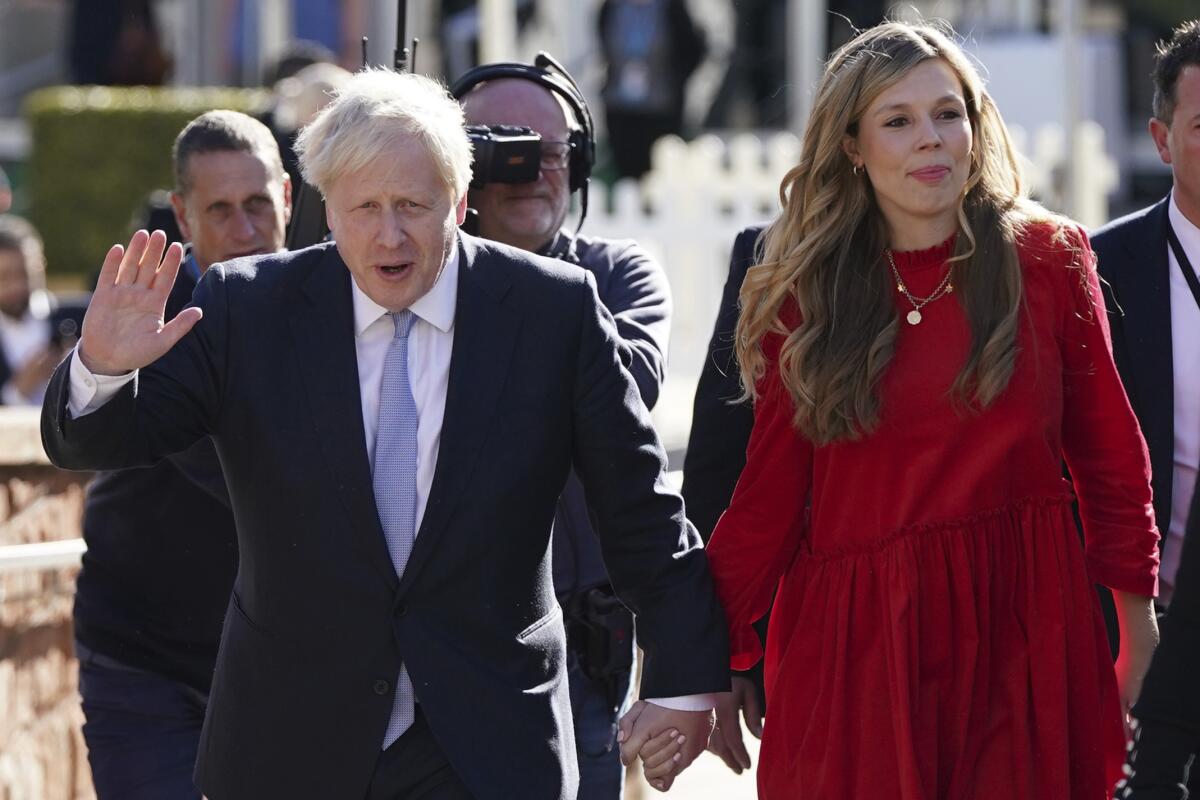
350, 237, 460, 337
1169, 190, 1200, 271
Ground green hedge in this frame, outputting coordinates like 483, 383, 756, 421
25, 86, 271, 277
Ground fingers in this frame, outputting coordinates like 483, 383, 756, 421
151, 241, 186, 296
741, 688, 764, 739
647, 774, 675, 793
161, 307, 203, 349
640, 728, 681, 761
96, 243, 126, 293
706, 730, 743, 774
617, 701, 647, 766
725, 722, 752, 771
114, 230, 149, 286
136, 230, 168, 288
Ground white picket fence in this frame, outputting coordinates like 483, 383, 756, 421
588, 122, 1118, 432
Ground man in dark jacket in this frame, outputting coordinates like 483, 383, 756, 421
456, 58, 674, 798
43, 69, 726, 800
73, 110, 290, 800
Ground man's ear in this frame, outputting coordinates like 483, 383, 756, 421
1149, 117, 1173, 167
170, 191, 193, 241
455, 193, 468, 226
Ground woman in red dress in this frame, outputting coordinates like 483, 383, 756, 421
705, 21, 1162, 798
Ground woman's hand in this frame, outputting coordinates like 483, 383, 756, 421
1113, 590, 1160, 725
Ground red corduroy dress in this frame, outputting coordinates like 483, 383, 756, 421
706, 223, 1160, 799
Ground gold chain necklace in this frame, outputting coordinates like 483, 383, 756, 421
886, 250, 954, 325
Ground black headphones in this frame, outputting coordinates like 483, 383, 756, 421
451, 51, 595, 194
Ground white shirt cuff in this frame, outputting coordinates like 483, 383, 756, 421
67, 346, 136, 418
645, 693, 719, 712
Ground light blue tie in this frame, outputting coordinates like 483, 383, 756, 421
372, 310, 419, 749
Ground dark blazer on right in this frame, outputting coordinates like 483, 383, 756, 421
1091, 196, 1175, 547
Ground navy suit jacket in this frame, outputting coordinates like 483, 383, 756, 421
42, 234, 729, 800
1091, 196, 1176, 552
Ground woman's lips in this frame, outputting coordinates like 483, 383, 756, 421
910, 166, 951, 184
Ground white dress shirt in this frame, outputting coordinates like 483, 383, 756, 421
66, 244, 715, 711
1162, 194, 1200, 603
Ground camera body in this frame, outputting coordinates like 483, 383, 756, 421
466, 124, 543, 188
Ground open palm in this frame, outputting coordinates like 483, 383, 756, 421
79, 229, 203, 376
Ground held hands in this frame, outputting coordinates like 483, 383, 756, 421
78, 230, 200, 376
617, 701, 714, 792
707, 676, 763, 774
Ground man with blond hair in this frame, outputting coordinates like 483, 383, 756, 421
42, 69, 728, 799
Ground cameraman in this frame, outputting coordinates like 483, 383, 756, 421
457, 59, 673, 799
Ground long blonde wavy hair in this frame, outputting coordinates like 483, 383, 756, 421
737, 21, 1058, 446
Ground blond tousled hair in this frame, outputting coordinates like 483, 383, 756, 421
295, 68, 473, 201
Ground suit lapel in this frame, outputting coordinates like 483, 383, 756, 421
289, 246, 399, 590
399, 236, 520, 594
1112, 196, 1175, 522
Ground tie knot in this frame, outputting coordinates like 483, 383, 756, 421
389, 310, 416, 340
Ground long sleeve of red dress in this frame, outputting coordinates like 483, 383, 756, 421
1056, 225, 1160, 596
707, 321, 812, 670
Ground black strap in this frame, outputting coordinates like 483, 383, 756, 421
1166, 220, 1200, 313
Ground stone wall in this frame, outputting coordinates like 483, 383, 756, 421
0, 407, 94, 800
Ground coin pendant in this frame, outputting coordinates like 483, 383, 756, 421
906, 309, 922, 325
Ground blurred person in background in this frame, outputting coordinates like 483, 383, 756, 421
704, 21, 1160, 798
0, 214, 62, 405
1102, 19, 1200, 799
455, 54, 673, 798
0, 165, 12, 213
265, 61, 352, 204
72, 110, 289, 800
69, 0, 171, 86
262, 39, 338, 88
597, 0, 706, 179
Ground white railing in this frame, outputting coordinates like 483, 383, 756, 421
0, 539, 86, 574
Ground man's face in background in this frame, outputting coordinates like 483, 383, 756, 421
462, 79, 574, 254
171, 149, 291, 271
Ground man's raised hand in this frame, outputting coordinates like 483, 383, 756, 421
79, 230, 201, 376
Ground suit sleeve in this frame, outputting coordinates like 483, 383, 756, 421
569, 272, 730, 699
1058, 226, 1160, 597
597, 241, 672, 410
41, 267, 229, 472
681, 227, 758, 541
705, 322, 812, 671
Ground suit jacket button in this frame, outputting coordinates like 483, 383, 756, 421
396, 603, 408, 617
373, 679, 390, 696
